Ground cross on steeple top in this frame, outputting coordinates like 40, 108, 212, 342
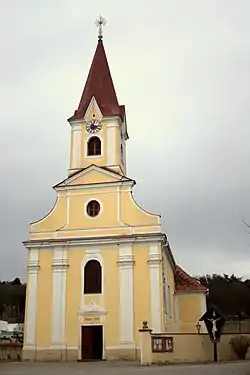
95, 15, 107, 41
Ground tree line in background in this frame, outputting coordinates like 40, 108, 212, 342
199, 274, 250, 318
0, 278, 26, 323
0, 274, 250, 323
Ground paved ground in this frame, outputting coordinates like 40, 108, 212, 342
0, 361, 249, 375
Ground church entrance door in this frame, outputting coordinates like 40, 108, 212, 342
81, 325, 103, 360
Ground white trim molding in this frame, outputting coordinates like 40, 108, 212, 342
107, 121, 118, 165
84, 197, 103, 220
71, 124, 82, 170
84, 134, 104, 159
51, 247, 69, 346
24, 249, 39, 346
148, 244, 162, 333
117, 244, 135, 347
83, 96, 103, 122
24, 233, 165, 249
55, 180, 134, 192
81, 250, 104, 308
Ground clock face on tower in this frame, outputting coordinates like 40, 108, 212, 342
86, 119, 102, 134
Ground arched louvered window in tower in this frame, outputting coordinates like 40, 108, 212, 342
87, 137, 101, 156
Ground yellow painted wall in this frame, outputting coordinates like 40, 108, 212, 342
177, 293, 205, 333
178, 294, 202, 323
30, 167, 160, 237
67, 192, 119, 229
35, 251, 53, 347
69, 170, 121, 185
134, 245, 151, 345
120, 191, 159, 226
31, 194, 67, 233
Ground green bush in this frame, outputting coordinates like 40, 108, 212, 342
230, 335, 250, 360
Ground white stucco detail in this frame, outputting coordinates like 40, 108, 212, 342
83, 96, 103, 122
122, 140, 127, 174
84, 133, 103, 159
66, 191, 70, 225
25, 249, 39, 346
107, 122, 117, 165
148, 244, 162, 333
117, 244, 135, 346
84, 197, 103, 220
51, 247, 68, 345
71, 124, 82, 169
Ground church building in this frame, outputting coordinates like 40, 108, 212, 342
23, 20, 207, 361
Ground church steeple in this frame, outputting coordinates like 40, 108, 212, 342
68, 38, 124, 122
68, 18, 128, 176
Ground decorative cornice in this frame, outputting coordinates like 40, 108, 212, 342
55, 180, 133, 192
27, 261, 40, 274
52, 259, 69, 272
78, 301, 107, 316
147, 253, 161, 266
24, 233, 165, 249
117, 254, 134, 269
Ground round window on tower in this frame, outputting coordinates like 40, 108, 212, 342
86, 200, 101, 218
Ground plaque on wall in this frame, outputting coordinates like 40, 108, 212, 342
151, 336, 174, 353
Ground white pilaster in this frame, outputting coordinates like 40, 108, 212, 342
51, 247, 69, 346
71, 124, 82, 169
117, 244, 135, 347
107, 122, 117, 165
148, 244, 162, 333
24, 249, 39, 347
123, 141, 127, 174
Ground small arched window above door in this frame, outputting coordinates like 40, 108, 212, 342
87, 137, 101, 156
84, 259, 102, 294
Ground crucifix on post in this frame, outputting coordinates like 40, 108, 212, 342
199, 307, 225, 363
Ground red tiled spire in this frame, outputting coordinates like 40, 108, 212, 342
69, 39, 124, 121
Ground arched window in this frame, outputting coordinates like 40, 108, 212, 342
87, 137, 101, 156
84, 260, 102, 294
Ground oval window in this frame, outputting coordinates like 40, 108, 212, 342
86, 200, 100, 217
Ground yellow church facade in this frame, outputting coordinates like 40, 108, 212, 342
22, 29, 208, 361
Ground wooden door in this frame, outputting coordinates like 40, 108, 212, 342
81, 326, 93, 360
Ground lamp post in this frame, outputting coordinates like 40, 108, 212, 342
196, 321, 201, 334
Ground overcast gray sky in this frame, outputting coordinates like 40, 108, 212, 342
1, 0, 250, 281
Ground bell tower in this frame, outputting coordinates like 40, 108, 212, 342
68, 16, 128, 177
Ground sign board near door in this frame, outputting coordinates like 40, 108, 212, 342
80, 316, 101, 324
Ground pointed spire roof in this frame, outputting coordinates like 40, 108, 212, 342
69, 39, 124, 122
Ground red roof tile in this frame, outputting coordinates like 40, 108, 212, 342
69, 39, 125, 121
174, 265, 208, 293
